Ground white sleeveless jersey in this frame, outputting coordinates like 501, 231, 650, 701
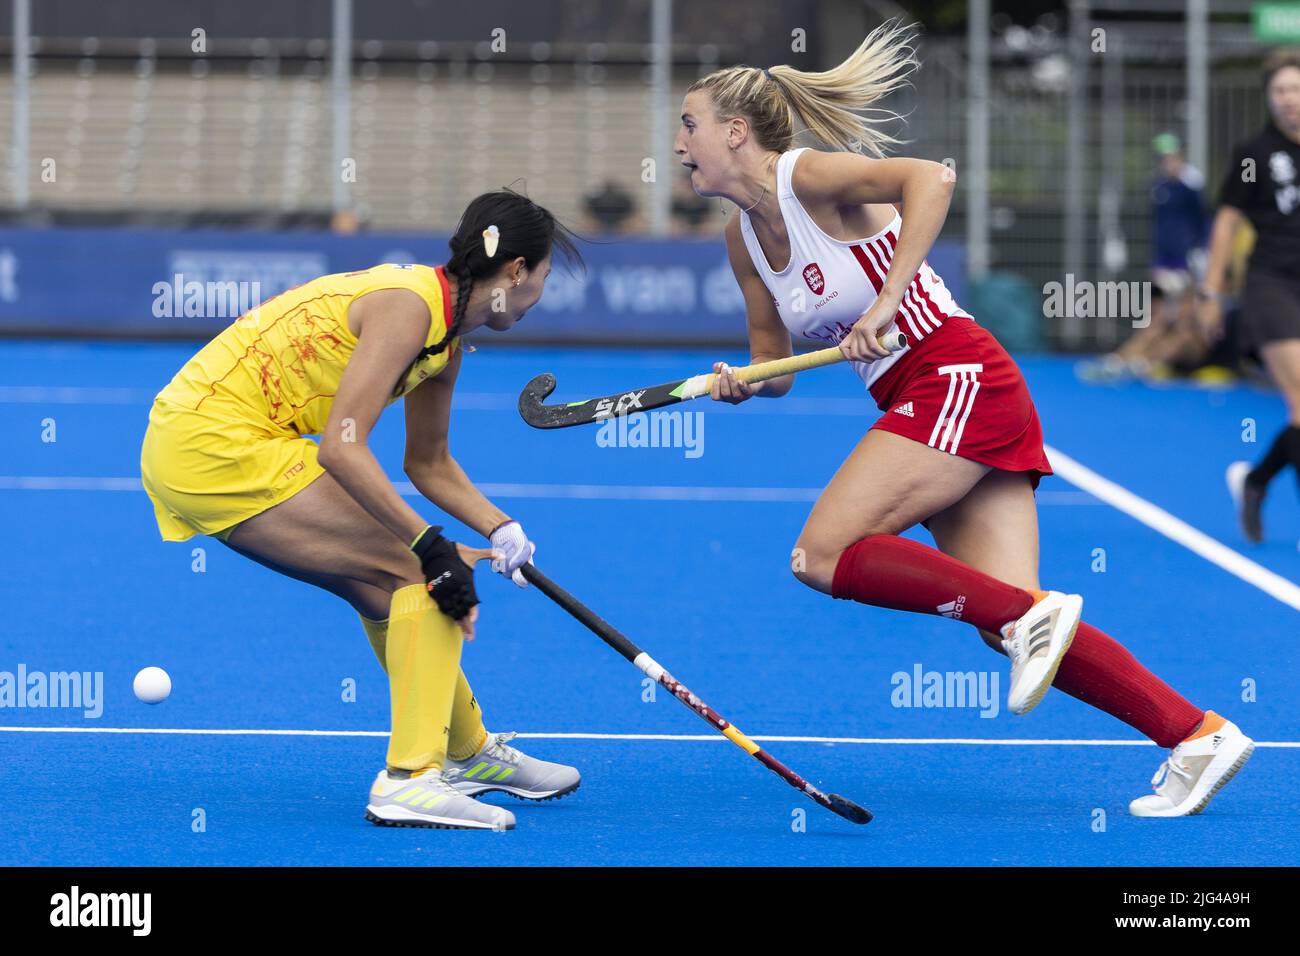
739, 147, 973, 389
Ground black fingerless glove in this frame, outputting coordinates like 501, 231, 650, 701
410, 525, 479, 620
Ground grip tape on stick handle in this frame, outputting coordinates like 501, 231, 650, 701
682, 330, 906, 398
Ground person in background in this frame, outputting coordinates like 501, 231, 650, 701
1209, 49, 1300, 542
581, 179, 639, 233
330, 209, 363, 235
1078, 133, 1209, 382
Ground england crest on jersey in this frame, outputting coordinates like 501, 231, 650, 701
803, 262, 825, 295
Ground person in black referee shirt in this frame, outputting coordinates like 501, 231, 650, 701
1203, 48, 1300, 542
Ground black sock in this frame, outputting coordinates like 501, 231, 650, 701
1290, 425, 1300, 489
1249, 425, 1300, 486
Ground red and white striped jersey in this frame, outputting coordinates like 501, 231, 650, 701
738, 147, 973, 388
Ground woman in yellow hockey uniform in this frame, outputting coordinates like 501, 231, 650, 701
141, 191, 583, 830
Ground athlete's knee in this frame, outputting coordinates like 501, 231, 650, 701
790, 539, 838, 595
796, 532, 911, 595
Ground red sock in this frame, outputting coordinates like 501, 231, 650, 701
831, 534, 1036, 632
830, 535, 1204, 748
1054, 622, 1203, 748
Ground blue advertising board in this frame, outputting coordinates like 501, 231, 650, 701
0, 227, 965, 344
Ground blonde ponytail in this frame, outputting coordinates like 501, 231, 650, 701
687, 19, 920, 157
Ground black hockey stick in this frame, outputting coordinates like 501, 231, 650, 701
520, 563, 872, 825
518, 333, 906, 429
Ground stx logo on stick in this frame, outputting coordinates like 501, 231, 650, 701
594, 390, 647, 418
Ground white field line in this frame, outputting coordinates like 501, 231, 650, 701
0, 385, 875, 417
0, 474, 1096, 505
1045, 444, 1300, 612
2, 448, 1294, 605
0, 385, 152, 404
0, 476, 145, 492
0, 725, 1294, 747
451, 392, 885, 417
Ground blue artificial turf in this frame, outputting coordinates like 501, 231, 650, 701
0, 340, 1295, 865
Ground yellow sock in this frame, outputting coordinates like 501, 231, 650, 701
447, 680, 488, 761
383, 584, 464, 773
360, 609, 488, 764
360, 613, 388, 668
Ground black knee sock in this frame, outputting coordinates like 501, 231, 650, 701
1250, 425, 1300, 486
1290, 425, 1300, 489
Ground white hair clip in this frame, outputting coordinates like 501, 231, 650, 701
483, 224, 500, 258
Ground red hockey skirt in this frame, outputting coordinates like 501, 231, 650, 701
868, 318, 1053, 487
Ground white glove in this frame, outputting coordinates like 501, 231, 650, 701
489, 520, 535, 587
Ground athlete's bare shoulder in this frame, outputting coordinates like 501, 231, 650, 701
790, 149, 875, 205
790, 150, 897, 239
792, 148, 944, 211
347, 286, 429, 341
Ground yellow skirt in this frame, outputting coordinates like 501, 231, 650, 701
140, 396, 327, 542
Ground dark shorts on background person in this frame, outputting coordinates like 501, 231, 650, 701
1239, 268, 1300, 354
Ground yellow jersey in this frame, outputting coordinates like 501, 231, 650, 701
155, 263, 459, 435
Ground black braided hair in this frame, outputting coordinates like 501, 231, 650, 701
435, 247, 474, 359
418, 189, 583, 360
